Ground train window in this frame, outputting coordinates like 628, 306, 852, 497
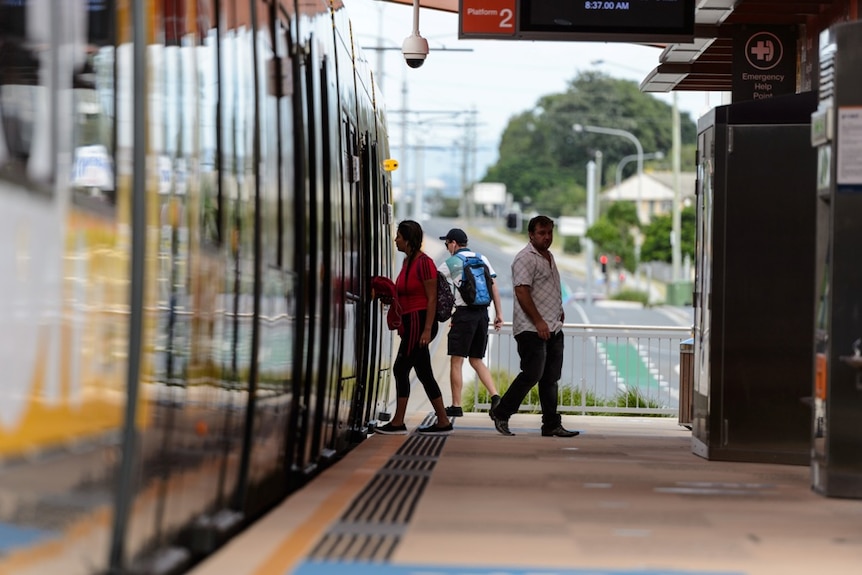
71, 45, 116, 207
259, 13, 284, 267
0, 0, 115, 201
201, 0, 222, 245
87, 0, 113, 46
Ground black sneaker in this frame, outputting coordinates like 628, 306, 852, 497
489, 394, 501, 418
375, 422, 407, 435
416, 422, 454, 435
489, 408, 514, 436
445, 405, 463, 417
541, 425, 579, 437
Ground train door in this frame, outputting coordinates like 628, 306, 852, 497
315, 51, 344, 457
237, 0, 297, 516
285, 33, 318, 479
296, 33, 328, 473
360, 138, 385, 428
337, 116, 362, 450
271, 11, 308, 488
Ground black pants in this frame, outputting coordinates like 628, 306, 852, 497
495, 330, 564, 429
393, 309, 442, 401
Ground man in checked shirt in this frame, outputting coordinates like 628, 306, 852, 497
489, 215, 579, 438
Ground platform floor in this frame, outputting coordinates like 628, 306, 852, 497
189, 413, 862, 575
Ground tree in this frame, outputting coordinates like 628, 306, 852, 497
640, 205, 696, 264
586, 202, 639, 272
482, 72, 697, 217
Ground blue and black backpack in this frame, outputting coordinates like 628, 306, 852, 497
455, 253, 493, 307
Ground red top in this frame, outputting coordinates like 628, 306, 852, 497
395, 252, 436, 313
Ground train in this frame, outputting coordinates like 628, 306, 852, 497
0, 0, 396, 573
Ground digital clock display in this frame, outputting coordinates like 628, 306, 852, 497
518, 0, 694, 42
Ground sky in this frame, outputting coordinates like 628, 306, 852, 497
346, 0, 724, 201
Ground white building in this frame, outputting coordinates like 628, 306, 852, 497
600, 171, 696, 224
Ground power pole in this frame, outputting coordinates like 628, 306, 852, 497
671, 92, 681, 282
399, 74, 408, 221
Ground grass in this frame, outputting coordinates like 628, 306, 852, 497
461, 368, 668, 416
610, 289, 650, 305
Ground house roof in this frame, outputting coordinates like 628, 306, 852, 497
601, 172, 697, 202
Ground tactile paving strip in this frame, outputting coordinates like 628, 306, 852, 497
306, 433, 447, 562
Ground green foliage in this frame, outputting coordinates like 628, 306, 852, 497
461, 369, 511, 412
613, 388, 665, 415
585, 201, 639, 272
611, 289, 649, 305
484, 153, 585, 217
562, 235, 582, 254
461, 371, 666, 417
464, 380, 609, 413
483, 72, 698, 217
606, 202, 639, 227
640, 205, 696, 264
437, 197, 461, 218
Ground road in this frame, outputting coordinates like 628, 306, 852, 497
422, 217, 692, 330
406, 217, 692, 414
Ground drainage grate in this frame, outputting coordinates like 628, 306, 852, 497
307, 434, 447, 562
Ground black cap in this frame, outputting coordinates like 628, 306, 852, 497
439, 228, 468, 244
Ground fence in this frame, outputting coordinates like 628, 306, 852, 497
473, 322, 691, 416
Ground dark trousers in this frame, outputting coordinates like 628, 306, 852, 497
496, 330, 564, 429
393, 310, 442, 401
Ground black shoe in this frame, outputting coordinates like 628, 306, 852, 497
375, 422, 407, 435
445, 405, 463, 417
541, 425, 579, 437
489, 394, 501, 418
416, 422, 454, 435
489, 408, 514, 436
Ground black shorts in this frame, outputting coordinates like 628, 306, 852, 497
447, 306, 490, 359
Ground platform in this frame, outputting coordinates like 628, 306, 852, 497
189, 413, 862, 575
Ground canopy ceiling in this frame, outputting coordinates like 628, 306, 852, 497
379, 0, 848, 92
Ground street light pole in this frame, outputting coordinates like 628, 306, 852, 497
616, 151, 664, 188
671, 92, 682, 283
573, 124, 644, 223
585, 160, 596, 306
574, 123, 645, 290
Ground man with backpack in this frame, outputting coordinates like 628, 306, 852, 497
437, 228, 504, 418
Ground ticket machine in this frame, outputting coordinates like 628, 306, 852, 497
810, 21, 862, 498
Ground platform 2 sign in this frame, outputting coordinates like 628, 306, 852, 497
459, 0, 516, 37
459, 0, 695, 43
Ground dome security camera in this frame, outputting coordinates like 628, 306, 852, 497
402, 34, 429, 69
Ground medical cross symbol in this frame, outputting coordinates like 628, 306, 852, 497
744, 31, 783, 71
750, 40, 774, 62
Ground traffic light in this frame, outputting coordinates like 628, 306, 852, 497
600, 254, 608, 274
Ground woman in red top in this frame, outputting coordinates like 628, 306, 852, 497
376, 220, 453, 435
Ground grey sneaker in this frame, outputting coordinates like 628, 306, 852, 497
489, 408, 514, 436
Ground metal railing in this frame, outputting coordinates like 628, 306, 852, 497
474, 322, 691, 416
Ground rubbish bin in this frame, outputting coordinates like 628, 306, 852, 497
667, 281, 694, 306
678, 338, 694, 429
